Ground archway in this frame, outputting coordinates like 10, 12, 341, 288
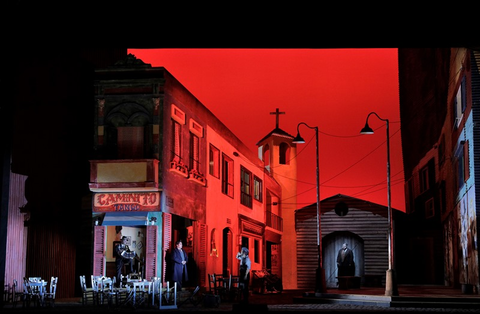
323, 231, 364, 288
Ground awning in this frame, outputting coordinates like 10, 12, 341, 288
101, 212, 149, 226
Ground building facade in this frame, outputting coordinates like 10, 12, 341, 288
87, 54, 286, 291
398, 48, 480, 293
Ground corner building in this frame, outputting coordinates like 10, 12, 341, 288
88, 54, 284, 290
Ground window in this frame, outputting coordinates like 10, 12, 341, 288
254, 176, 262, 202
454, 76, 466, 128
172, 120, 182, 162
222, 154, 234, 198
209, 144, 220, 178
419, 166, 429, 194
463, 140, 470, 182
263, 144, 270, 171
190, 133, 199, 171
254, 239, 260, 263
189, 118, 203, 173
171, 104, 186, 163
279, 142, 290, 165
456, 140, 470, 190
240, 166, 252, 208
117, 126, 144, 158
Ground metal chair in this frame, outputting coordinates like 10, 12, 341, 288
22, 277, 45, 307
43, 276, 58, 307
79, 275, 96, 306
159, 281, 177, 310
179, 285, 200, 308
148, 277, 161, 307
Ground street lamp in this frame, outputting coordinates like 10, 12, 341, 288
360, 112, 398, 296
293, 122, 326, 293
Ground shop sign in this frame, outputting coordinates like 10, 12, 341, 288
93, 192, 160, 212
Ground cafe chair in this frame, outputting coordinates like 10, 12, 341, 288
79, 275, 96, 306
21, 278, 33, 307
43, 276, 58, 307
148, 277, 162, 307
158, 281, 177, 310
208, 274, 216, 294
213, 273, 228, 300
23, 277, 45, 307
178, 285, 200, 308
10, 279, 25, 308
228, 275, 242, 301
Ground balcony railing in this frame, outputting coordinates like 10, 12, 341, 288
266, 211, 283, 232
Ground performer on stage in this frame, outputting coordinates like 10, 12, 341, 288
115, 236, 136, 287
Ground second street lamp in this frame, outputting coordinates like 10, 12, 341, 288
360, 111, 398, 296
293, 122, 326, 293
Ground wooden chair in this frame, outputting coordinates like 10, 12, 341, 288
214, 273, 228, 300
44, 276, 58, 307
228, 275, 241, 301
79, 275, 96, 306
208, 274, 216, 294
10, 279, 25, 308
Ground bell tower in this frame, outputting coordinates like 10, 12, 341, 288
256, 108, 298, 289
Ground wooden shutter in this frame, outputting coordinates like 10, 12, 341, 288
195, 221, 207, 287
93, 226, 106, 276
162, 213, 172, 283
464, 140, 470, 181
144, 225, 157, 280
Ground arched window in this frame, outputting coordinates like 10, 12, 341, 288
279, 142, 290, 165
263, 144, 270, 169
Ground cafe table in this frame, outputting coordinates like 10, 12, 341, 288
123, 279, 150, 308
26, 279, 47, 307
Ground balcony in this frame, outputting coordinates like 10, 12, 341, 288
266, 211, 283, 232
89, 159, 160, 192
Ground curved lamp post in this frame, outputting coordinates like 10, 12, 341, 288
360, 112, 398, 296
293, 122, 326, 293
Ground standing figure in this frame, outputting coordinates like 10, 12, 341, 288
171, 240, 188, 290
236, 247, 251, 304
336, 243, 355, 277
115, 236, 136, 287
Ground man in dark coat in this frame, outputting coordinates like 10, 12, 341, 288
336, 243, 355, 277
115, 236, 136, 287
171, 240, 188, 289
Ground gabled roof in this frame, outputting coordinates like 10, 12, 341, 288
296, 193, 402, 219
256, 127, 295, 145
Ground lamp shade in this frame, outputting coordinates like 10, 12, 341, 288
292, 133, 305, 143
360, 123, 374, 134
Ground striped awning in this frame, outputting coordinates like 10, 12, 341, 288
101, 212, 149, 226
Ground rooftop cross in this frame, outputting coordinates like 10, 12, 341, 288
270, 108, 285, 129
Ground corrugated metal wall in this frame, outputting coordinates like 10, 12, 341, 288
4, 172, 27, 292
296, 206, 388, 290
